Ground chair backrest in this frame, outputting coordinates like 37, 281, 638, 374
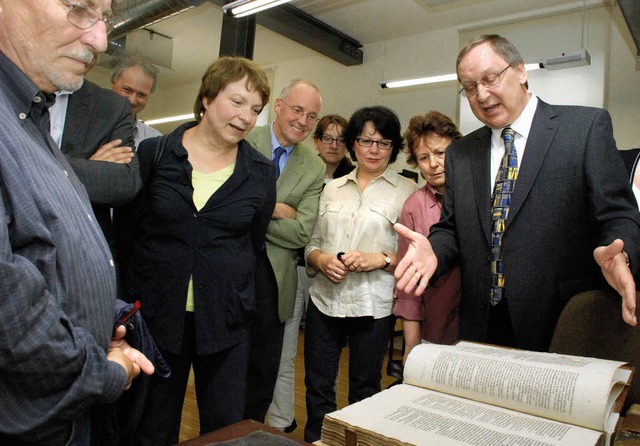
549, 289, 640, 414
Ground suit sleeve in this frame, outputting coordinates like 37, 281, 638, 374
429, 146, 461, 279
585, 109, 640, 278
265, 155, 325, 250
64, 98, 142, 206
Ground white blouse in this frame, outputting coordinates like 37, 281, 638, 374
305, 166, 418, 319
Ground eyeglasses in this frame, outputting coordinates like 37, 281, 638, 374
61, 0, 115, 33
458, 65, 511, 98
320, 135, 346, 146
355, 137, 393, 151
280, 99, 319, 123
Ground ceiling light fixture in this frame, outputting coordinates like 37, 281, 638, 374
222, 0, 293, 18
380, 63, 543, 89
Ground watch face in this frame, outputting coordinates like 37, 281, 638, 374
385, 256, 391, 263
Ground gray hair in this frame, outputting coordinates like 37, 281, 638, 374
279, 79, 320, 99
456, 34, 527, 89
110, 54, 160, 93
456, 34, 525, 70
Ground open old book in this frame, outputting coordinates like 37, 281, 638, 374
321, 342, 634, 446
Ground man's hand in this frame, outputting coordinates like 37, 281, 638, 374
393, 223, 438, 296
107, 347, 139, 390
272, 202, 297, 220
89, 139, 134, 164
594, 238, 637, 326
109, 324, 155, 390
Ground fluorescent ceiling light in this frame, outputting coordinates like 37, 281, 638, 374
144, 113, 193, 126
380, 63, 543, 89
222, 0, 293, 18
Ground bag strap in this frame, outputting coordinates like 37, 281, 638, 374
152, 133, 169, 171
139, 133, 168, 187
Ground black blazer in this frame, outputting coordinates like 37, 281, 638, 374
430, 100, 640, 351
60, 79, 141, 250
125, 122, 277, 355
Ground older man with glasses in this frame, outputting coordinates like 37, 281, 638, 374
0, 1, 153, 445
244, 79, 326, 433
395, 34, 640, 354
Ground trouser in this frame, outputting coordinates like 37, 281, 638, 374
303, 300, 394, 443
265, 266, 312, 428
245, 250, 284, 422
134, 313, 249, 446
487, 297, 517, 348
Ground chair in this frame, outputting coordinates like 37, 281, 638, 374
386, 317, 405, 387
549, 289, 640, 415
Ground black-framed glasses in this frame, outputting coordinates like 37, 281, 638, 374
458, 65, 511, 98
320, 135, 346, 146
280, 99, 319, 123
61, 0, 115, 33
355, 137, 393, 151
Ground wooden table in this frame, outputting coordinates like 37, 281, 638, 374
176, 419, 313, 445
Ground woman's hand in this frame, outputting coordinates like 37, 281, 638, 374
341, 250, 391, 273
310, 251, 349, 283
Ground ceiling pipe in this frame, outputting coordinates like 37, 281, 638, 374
109, 0, 209, 41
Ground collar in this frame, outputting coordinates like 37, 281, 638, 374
269, 122, 294, 154
491, 93, 538, 140
0, 51, 49, 117
335, 165, 400, 188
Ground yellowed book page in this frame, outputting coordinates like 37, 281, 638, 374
324, 384, 602, 446
403, 343, 630, 432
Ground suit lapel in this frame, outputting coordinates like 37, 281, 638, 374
61, 83, 94, 151
507, 101, 558, 224
277, 143, 305, 199
471, 127, 493, 244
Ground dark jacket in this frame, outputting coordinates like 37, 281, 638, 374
430, 100, 640, 352
122, 122, 276, 355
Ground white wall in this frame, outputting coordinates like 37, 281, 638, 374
88, 2, 640, 162
458, 7, 610, 134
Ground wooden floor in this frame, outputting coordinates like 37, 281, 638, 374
178, 327, 399, 443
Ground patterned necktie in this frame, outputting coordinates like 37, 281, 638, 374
490, 127, 518, 306
273, 146, 286, 178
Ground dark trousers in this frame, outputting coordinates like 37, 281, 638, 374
303, 300, 394, 443
244, 249, 284, 422
487, 298, 517, 348
133, 313, 249, 446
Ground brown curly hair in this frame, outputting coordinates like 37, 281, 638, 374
404, 111, 462, 168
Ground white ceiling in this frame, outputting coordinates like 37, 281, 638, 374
96, 0, 607, 90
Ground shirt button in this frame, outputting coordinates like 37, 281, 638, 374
193, 212, 198, 218
33, 96, 42, 103
109, 259, 115, 268
63, 170, 69, 176
18, 112, 27, 120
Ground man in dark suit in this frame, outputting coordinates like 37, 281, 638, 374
51, 78, 142, 264
395, 34, 640, 352
620, 149, 640, 208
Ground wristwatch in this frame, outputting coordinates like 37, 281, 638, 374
382, 253, 391, 269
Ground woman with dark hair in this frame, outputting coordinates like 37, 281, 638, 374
123, 56, 276, 445
312, 114, 354, 181
394, 111, 463, 360
303, 106, 418, 442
